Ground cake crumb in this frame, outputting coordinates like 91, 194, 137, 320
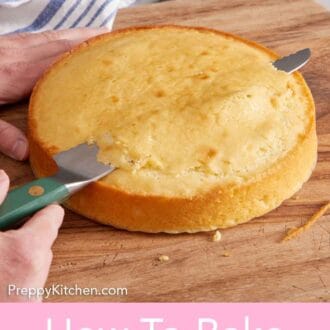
158, 255, 170, 262
101, 132, 113, 145
212, 230, 222, 242
282, 201, 330, 242
222, 251, 230, 257
87, 136, 94, 144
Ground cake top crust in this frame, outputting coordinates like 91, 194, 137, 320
30, 26, 313, 197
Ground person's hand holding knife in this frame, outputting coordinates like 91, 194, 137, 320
0, 28, 106, 302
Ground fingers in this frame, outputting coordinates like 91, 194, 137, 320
1, 33, 103, 65
0, 204, 63, 298
0, 27, 108, 48
0, 170, 9, 204
0, 39, 79, 65
0, 120, 29, 160
20, 204, 64, 249
0, 53, 65, 104
0, 28, 108, 105
0, 53, 65, 105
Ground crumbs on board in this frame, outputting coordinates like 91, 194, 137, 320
282, 201, 330, 242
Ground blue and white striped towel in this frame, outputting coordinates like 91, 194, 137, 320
0, 0, 135, 35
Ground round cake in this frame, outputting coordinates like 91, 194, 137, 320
28, 26, 317, 233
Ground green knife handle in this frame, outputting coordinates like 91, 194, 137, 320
0, 177, 69, 231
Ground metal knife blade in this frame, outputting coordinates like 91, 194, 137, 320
0, 143, 115, 230
272, 48, 311, 73
52, 143, 116, 193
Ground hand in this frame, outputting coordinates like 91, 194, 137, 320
0, 29, 106, 301
0, 27, 107, 161
0, 170, 64, 302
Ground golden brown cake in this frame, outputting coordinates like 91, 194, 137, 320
28, 26, 317, 233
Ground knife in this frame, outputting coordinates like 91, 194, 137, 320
272, 48, 311, 73
0, 143, 115, 230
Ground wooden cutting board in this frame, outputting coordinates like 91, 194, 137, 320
1, 0, 330, 302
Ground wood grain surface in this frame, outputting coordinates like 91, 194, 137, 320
0, 0, 329, 302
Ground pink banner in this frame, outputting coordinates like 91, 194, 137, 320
0, 303, 329, 329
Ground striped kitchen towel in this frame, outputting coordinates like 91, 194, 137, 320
0, 0, 136, 35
